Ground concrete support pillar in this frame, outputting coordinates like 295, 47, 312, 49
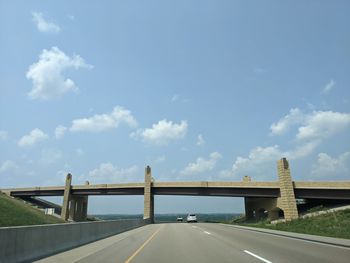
69, 196, 88, 221
277, 158, 298, 220
143, 166, 154, 223
61, 174, 72, 221
81, 181, 89, 220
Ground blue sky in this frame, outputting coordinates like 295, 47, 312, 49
1, 1, 349, 214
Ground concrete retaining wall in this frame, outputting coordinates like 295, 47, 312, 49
0, 218, 150, 263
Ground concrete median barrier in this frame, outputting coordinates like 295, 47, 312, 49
0, 218, 151, 263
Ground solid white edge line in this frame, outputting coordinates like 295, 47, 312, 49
244, 250, 272, 263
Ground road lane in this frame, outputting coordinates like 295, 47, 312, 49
37, 223, 350, 263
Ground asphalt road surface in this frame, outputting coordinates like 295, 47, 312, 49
37, 223, 350, 263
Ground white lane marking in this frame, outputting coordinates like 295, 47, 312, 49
191, 225, 211, 236
244, 250, 272, 263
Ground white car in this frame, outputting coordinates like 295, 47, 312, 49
186, 214, 197, 222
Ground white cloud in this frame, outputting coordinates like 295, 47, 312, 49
55, 125, 67, 139
133, 119, 187, 145
270, 108, 304, 135
0, 130, 8, 141
181, 152, 222, 175
321, 79, 335, 95
70, 106, 137, 132
228, 143, 320, 179
80, 163, 139, 184
18, 129, 48, 147
296, 111, 350, 141
197, 134, 205, 146
0, 160, 19, 174
228, 107, 350, 180
32, 12, 60, 33
311, 152, 350, 179
231, 146, 282, 179
271, 109, 350, 142
26, 46, 92, 100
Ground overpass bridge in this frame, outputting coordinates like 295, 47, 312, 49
2, 158, 350, 222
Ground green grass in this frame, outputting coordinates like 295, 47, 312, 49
230, 209, 350, 239
0, 193, 65, 227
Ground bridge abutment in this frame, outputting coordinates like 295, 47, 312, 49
244, 158, 299, 221
144, 166, 154, 223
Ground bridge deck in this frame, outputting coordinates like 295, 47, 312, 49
2, 181, 349, 199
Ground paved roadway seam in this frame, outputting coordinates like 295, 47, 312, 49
220, 223, 350, 249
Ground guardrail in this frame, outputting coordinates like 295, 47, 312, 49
0, 218, 151, 263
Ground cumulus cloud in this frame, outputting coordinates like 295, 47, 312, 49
0, 130, 8, 141
311, 152, 350, 179
70, 106, 137, 132
270, 108, 304, 135
181, 152, 222, 175
32, 12, 60, 33
26, 47, 92, 100
80, 163, 139, 184
55, 125, 67, 139
271, 109, 350, 141
197, 134, 205, 146
321, 79, 335, 95
229, 108, 350, 180
132, 120, 187, 145
18, 129, 48, 147
231, 146, 282, 179
296, 111, 350, 141
0, 160, 19, 174
229, 141, 320, 180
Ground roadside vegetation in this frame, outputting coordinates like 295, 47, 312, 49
0, 193, 65, 227
229, 209, 350, 239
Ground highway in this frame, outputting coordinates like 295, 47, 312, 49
36, 223, 350, 263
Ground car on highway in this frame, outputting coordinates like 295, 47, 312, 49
186, 214, 197, 222
176, 216, 183, 222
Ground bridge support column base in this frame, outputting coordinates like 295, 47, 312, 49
244, 197, 281, 221
69, 196, 88, 221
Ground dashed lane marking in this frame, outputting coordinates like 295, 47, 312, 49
244, 250, 272, 263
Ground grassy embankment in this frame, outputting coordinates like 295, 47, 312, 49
0, 193, 65, 227
229, 209, 350, 239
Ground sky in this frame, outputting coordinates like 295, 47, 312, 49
0, 1, 349, 214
